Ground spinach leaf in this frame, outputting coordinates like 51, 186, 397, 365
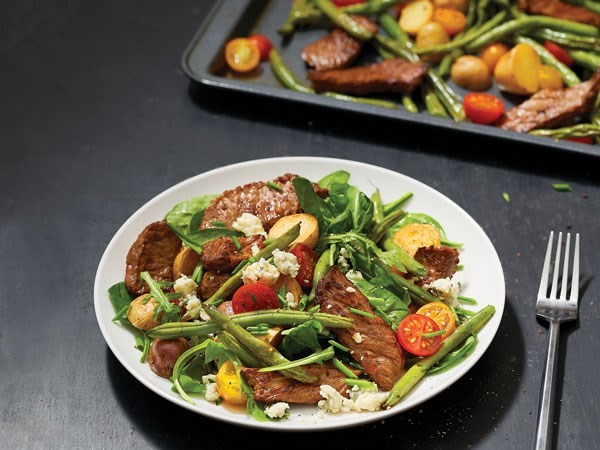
352, 279, 409, 331
292, 176, 326, 229
318, 170, 350, 189
281, 320, 324, 358
347, 185, 374, 232
165, 194, 217, 234
108, 282, 133, 324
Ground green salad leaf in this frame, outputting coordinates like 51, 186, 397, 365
352, 279, 409, 330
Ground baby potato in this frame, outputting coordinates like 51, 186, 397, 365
127, 295, 162, 330
392, 223, 441, 256
416, 22, 450, 49
173, 245, 201, 279
268, 213, 319, 249
451, 55, 493, 91
272, 275, 304, 308
147, 338, 191, 378
400, 0, 434, 35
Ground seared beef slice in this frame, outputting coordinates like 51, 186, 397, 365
125, 220, 181, 294
302, 16, 378, 71
316, 267, 405, 391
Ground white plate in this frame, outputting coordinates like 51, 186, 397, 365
94, 156, 505, 431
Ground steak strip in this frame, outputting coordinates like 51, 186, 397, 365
315, 267, 405, 391
518, 0, 600, 28
241, 363, 356, 404
308, 58, 428, 95
301, 16, 378, 71
199, 235, 264, 273
413, 245, 460, 286
497, 70, 600, 132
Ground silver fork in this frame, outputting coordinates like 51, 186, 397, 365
534, 231, 580, 450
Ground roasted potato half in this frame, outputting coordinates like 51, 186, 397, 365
127, 295, 162, 330
173, 245, 201, 279
268, 213, 319, 249
272, 275, 304, 308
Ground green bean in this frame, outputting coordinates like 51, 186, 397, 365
314, 0, 375, 41
516, 36, 580, 86
378, 13, 415, 52
529, 123, 600, 139
531, 29, 600, 53
278, 0, 315, 36
465, 0, 478, 29
308, 247, 333, 302
183, 223, 301, 320
427, 69, 466, 121
562, 0, 600, 15
568, 50, 600, 70
383, 192, 413, 216
465, 16, 600, 52
371, 189, 385, 223
384, 305, 496, 408
343, 0, 402, 15
422, 83, 448, 118
202, 305, 318, 383
218, 331, 263, 368
323, 92, 397, 109
373, 34, 418, 62
402, 94, 419, 114
148, 309, 353, 339
415, 11, 507, 56
436, 53, 454, 78
269, 49, 315, 94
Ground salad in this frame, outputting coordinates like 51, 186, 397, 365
107, 170, 495, 421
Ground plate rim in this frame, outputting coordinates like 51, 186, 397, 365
94, 156, 506, 431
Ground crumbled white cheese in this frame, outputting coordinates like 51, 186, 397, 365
264, 402, 290, 419
241, 258, 280, 285
251, 244, 260, 256
173, 274, 198, 297
317, 384, 386, 414
345, 270, 364, 281
423, 276, 461, 307
339, 247, 350, 258
272, 248, 300, 277
352, 332, 363, 343
184, 294, 201, 312
232, 212, 267, 237
201, 374, 216, 384
337, 252, 350, 273
204, 382, 221, 402
345, 286, 356, 293
285, 291, 298, 309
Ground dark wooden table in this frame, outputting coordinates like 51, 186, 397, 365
2, 1, 599, 448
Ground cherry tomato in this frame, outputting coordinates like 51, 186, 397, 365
290, 244, 317, 288
224, 37, 260, 73
463, 92, 505, 125
543, 41, 573, 67
248, 34, 273, 62
231, 282, 279, 313
416, 301, 456, 340
215, 360, 246, 405
565, 136, 594, 145
332, 0, 366, 6
433, 7, 467, 36
397, 314, 443, 356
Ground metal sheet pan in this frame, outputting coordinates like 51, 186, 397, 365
182, 0, 599, 158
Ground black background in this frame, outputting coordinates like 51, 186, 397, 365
2, 1, 599, 449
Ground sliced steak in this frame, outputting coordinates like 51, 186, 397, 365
200, 173, 327, 231
241, 362, 355, 404
301, 16, 378, 71
413, 246, 460, 286
308, 58, 428, 95
519, 0, 600, 28
497, 70, 600, 132
315, 267, 405, 391
125, 220, 182, 294
199, 271, 230, 300
199, 235, 265, 272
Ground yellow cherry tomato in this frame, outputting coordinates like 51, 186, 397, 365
215, 360, 247, 405
416, 301, 456, 340
479, 42, 510, 73
225, 38, 260, 73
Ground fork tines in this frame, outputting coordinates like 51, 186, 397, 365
538, 231, 580, 303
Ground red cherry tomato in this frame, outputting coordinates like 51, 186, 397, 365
248, 34, 273, 62
332, 0, 366, 6
463, 92, 505, 125
232, 282, 279, 313
543, 41, 574, 67
290, 244, 318, 288
565, 136, 594, 145
397, 314, 443, 357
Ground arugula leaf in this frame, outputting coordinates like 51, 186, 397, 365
352, 279, 409, 330
280, 320, 324, 358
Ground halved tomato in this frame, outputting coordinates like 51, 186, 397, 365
231, 282, 279, 313
290, 244, 318, 288
416, 301, 456, 340
463, 92, 505, 125
543, 41, 573, 67
397, 314, 443, 356
224, 38, 260, 73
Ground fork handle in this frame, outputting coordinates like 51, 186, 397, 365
534, 319, 561, 450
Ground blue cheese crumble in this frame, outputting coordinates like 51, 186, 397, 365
317, 384, 387, 414
264, 402, 290, 419
241, 258, 280, 285
232, 213, 267, 237
272, 249, 300, 278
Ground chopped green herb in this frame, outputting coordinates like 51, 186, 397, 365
552, 183, 572, 192
458, 295, 478, 305
502, 192, 510, 202
308, 304, 321, 313
231, 259, 248, 275
420, 328, 447, 339
328, 339, 351, 352
348, 307, 376, 319
211, 221, 226, 227
232, 235, 242, 251
333, 357, 358, 379
345, 379, 376, 390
